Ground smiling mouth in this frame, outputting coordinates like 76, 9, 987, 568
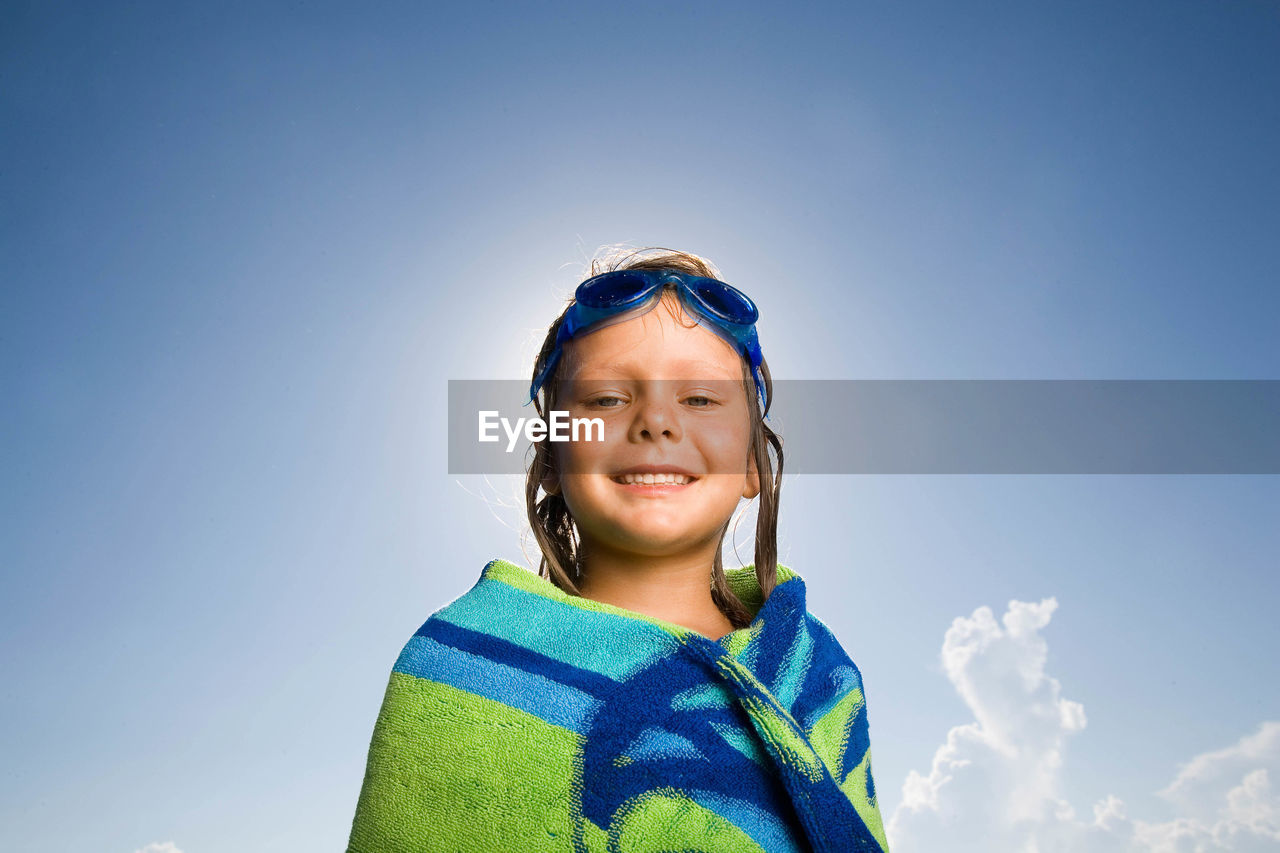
610, 472, 697, 486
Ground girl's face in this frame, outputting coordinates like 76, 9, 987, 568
545, 293, 760, 563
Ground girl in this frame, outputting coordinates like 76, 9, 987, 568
347, 247, 889, 852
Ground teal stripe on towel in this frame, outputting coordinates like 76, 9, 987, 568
773, 616, 816, 710
434, 577, 681, 681
623, 726, 707, 762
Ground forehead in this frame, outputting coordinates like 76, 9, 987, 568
561, 295, 743, 381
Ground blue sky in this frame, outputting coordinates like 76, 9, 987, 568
2, 2, 1277, 851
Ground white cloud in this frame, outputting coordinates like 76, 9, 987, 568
887, 598, 1280, 853
134, 843, 183, 853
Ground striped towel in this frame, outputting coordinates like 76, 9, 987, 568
347, 557, 889, 852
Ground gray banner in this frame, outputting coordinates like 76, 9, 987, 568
448, 380, 1280, 474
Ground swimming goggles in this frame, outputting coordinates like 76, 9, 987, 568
527, 269, 767, 410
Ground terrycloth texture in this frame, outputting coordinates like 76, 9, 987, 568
347, 558, 889, 853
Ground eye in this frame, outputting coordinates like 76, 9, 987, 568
684, 395, 717, 408
586, 395, 625, 408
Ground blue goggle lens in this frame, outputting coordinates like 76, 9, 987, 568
577, 271, 655, 308
688, 279, 758, 325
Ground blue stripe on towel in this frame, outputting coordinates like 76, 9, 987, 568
840, 693, 872, 787
798, 664, 862, 731
793, 614, 867, 731
393, 633, 601, 733
750, 580, 804, 686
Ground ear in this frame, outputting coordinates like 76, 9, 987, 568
541, 466, 561, 496
742, 452, 761, 500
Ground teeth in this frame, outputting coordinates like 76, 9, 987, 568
614, 472, 692, 485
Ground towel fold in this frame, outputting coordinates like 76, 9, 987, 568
347, 557, 889, 852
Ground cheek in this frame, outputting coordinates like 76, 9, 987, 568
696, 422, 754, 473
551, 431, 612, 475
555, 475, 602, 525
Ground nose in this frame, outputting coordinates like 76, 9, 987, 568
628, 384, 682, 443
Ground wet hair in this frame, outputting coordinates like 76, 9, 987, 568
524, 246, 784, 628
